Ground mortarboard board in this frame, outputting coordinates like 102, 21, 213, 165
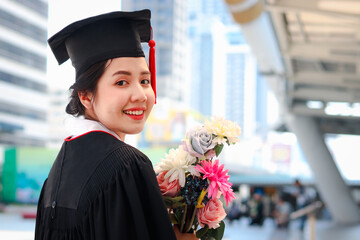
48, 9, 156, 101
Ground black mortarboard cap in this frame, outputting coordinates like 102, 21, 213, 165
48, 9, 151, 76
48, 9, 157, 101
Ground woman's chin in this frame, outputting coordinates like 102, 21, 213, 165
122, 126, 145, 136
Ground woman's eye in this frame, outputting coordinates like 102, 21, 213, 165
141, 79, 150, 85
116, 80, 127, 86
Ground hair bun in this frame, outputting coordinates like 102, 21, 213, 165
66, 96, 84, 116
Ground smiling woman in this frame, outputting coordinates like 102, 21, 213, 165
34, 9, 197, 240
78, 57, 155, 141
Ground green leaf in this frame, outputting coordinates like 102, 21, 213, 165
196, 225, 209, 238
173, 208, 183, 226
214, 144, 224, 157
206, 221, 225, 240
170, 214, 178, 224
174, 202, 187, 208
163, 196, 185, 209
201, 236, 216, 240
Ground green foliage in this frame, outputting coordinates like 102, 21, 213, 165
201, 236, 216, 240
163, 196, 186, 225
163, 196, 186, 209
196, 225, 208, 238
173, 207, 184, 225
170, 214, 178, 224
198, 221, 225, 240
214, 144, 224, 157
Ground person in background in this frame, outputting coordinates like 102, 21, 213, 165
227, 198, 241, 224
249, 190, 264, 226
35, 9, 197, 240
274, 194, 292, 229
294, 179, 309, 231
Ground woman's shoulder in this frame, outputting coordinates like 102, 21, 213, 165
105, 140, 151, 167
62, 130, 151, 173
69, 130, 152, 175
77, 135, 155, 213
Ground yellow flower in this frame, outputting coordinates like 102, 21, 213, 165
204, 116, 241, 145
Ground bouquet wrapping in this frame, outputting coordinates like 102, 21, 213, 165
155, 117, 241, 240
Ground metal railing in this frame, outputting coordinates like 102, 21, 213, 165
290, 201, 323, 240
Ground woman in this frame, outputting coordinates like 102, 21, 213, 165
35, 9, 197, 240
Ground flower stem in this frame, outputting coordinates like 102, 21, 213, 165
179, 204, 187, 232
185, 206, 198, 233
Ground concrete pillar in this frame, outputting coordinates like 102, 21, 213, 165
286, 114, 360, 224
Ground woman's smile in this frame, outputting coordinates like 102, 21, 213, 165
123, 107, 146, 120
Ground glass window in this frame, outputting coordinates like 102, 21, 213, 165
12, 0, 48, 17
0, 9, 47, 44
0, 70, 47, 92
0, 99, 46, 121
0, 39, 46, 71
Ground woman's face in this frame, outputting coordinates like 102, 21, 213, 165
84, 57, 155, 140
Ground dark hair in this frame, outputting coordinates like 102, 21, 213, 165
66, 60, 109, 116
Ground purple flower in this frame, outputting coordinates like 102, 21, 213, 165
182, 126, 216, 158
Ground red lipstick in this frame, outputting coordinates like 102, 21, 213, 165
123, 107, 145, 120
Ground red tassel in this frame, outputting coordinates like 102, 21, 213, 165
148, 39, 156, 104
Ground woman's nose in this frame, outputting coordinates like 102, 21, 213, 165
130, 83, 147, 102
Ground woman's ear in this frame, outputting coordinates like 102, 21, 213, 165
78, 91, 93, 110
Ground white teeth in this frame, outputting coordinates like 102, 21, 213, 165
124, 110, 144, 115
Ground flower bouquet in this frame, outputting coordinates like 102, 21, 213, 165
155, 116, 241, 240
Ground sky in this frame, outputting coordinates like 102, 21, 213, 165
47, 0, 122, 90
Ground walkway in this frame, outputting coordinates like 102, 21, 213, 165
1, 211, 360, 240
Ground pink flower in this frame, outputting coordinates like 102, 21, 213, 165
195, 159, 235, 206
157, 171, 180, 197
197, 198, 227, 229
205, 149, 216, 159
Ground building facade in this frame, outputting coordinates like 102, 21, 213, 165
0, 0, 48, 146
187, 0, 232, 117
224, 27, 268, 138
187, 11, 216, 117
122, 0, 188, 102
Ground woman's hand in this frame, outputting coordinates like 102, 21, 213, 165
173, 225, 199, 240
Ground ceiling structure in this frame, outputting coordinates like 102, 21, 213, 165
265, 0, 360, 134
224, 1, 360, 223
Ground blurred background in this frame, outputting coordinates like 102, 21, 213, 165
0, 0, 360, 239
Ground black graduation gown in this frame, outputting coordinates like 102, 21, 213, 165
35, 131, 176, 240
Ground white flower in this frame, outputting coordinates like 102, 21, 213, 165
204, 116, 241, 145
155, 145, 199, 187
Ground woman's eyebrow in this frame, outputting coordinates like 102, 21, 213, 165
112, 70, 131, 77
140, 70, 151, 75
112, 70, 150, 77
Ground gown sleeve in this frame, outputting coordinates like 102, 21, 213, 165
80, 146, 177, 240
